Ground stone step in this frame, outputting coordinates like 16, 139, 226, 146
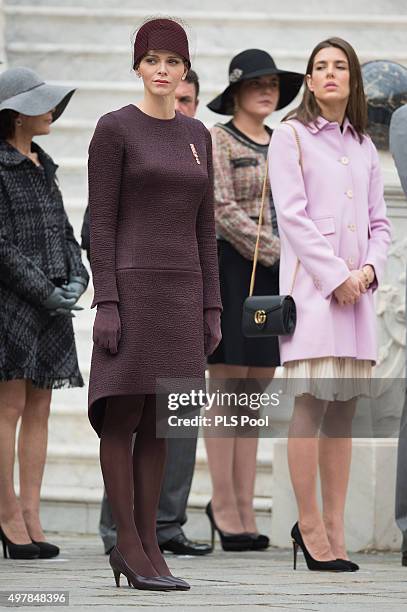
52, 80, 295, 126
54, 156, 87, 199
8, 41, 407, 88
37, 487, 272, 540
32, 438, 274, 520
7, 6, 407, 52
49, 389, 90, 426
58, 199, 88, 247
5, 43, 312, 83
36, 119, 96, 158
55, 147, 403, 206
5, 0, 407, 16
53, 164, 407, 220
36, 105, 296, 162
36, 106, 276, 161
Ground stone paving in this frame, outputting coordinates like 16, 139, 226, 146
0, 535, 406, 611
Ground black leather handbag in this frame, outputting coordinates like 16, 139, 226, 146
242, 294, 297, 337
242, 122, 301, 338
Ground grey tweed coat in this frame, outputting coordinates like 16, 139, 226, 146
0, 139, 89, 388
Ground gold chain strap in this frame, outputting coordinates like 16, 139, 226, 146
248, 122, 302, 298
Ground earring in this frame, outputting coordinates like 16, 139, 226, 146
16, 118, 23, 126
136, 72, 141, 78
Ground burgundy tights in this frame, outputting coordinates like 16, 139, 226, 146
100, 394, 171, 577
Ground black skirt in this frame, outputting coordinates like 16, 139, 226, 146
208, 239, 280, 368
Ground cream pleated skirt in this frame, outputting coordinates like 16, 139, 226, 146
281, 357, 373, 401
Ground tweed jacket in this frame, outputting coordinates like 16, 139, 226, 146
0, 140, 88, 307
269, 117, 391, 364
211, 123, 280, 267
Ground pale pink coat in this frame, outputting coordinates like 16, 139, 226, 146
268, 116, 392, 365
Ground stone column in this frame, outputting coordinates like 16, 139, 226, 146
0, 0, 6, 68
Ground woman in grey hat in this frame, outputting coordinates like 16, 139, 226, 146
205, 49, 303, 551
0, 67, 89, 560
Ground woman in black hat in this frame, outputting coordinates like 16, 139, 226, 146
0, 67, 88, 560
205, 49, 303, 551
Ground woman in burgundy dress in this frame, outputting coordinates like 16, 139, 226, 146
87, 18, 221, 592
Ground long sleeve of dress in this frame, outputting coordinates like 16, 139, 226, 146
63, 208, 89, 283
269, 124, 350, 299
362, 138, 392, 291
0, 180, 55, 306
88, 112, 124, 307
211, 126, 280, 267
196, 128, 222, 310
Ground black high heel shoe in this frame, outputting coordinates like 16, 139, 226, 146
109, 547, 175, 591
0, 526, 40, 560
205, 502, 252, 552
291, 523, 351, 572
337, 558, 359, 571
31, 540, 60, 559
247, 533, 270, 550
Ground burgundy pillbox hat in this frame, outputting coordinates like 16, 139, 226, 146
133, 18, 191, 70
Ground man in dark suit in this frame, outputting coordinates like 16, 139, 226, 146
390, 103, 407, 566
83, 70, 211, 556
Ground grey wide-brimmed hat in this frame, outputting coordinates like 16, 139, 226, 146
0, 67, 75, 121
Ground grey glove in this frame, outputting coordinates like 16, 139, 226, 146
62, 276, 88, 300
43, 287, 79, 317
49, 305, 84, 318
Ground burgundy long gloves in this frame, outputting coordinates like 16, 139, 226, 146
93, 301, 121, 354
93, 302, 221, 357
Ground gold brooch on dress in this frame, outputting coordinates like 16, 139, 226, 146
190, 143, 201, 164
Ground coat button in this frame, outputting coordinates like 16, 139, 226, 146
346, 189, 353, 198
52, 225, 58, 233
348, 223, 356, 231
340, 156, 349, 165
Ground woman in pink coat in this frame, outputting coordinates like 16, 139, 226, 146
269, 37, 391, 572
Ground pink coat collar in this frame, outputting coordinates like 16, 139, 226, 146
306, 115, 357, 137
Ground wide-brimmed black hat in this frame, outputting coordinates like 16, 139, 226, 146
207, 49, 304, 115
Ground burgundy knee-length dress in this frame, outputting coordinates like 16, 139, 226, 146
87, 104, 221, 436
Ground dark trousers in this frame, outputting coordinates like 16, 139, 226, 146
99, 434, 198, 552
396, 391, 407, 553
156, 433, 198, 545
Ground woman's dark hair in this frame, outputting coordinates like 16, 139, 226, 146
227, 82, 243, 116
0, 109, 18, 140
284, 37, 367, 142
